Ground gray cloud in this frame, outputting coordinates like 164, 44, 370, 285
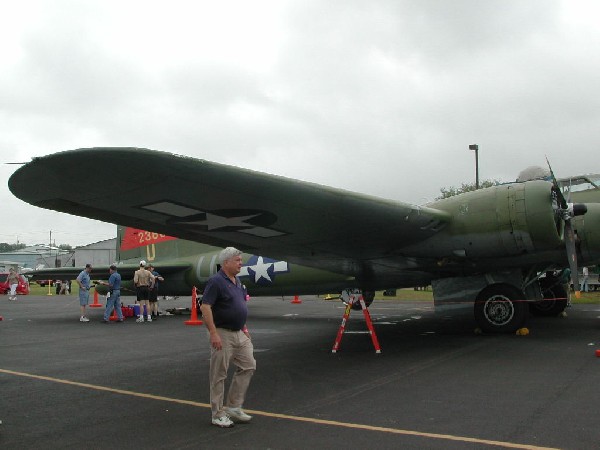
2, 0, 599, 246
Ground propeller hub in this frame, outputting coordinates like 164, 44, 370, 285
571, 203, 587, 217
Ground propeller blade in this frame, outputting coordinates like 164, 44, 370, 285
546, 157, 584, 298
545, 157, 568, 209
564, 221, 581, 298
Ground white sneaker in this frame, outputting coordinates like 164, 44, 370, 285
136, 316, 144, 323
224, 407, 252, 423
146, 315, 152, 322
211, 415, 234, 428
79, 316, 90, 322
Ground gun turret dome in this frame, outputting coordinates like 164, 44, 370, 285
517, 166, 551, 182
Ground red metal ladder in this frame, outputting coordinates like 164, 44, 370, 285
331, 292, 381, 354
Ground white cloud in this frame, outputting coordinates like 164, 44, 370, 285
2, 0, 600, 246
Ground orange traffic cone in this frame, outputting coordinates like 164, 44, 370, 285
109, 306, 123, 321
89, 288, 103, 308
185, 287, 203, 326
291, 295, 302, 304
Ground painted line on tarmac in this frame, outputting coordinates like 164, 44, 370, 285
0, 368, 558, 450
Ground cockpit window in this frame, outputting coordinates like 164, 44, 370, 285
559, 175, 600, 193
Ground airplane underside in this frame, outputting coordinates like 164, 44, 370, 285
431, 268, 569, 333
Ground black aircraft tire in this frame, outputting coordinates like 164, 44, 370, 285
474, 284, 528, 333
350, 291, 375, 310
530, 279, 568, 317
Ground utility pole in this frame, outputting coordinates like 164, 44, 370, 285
469, 144, 479, 189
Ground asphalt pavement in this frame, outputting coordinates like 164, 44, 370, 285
1, 294, 600, 449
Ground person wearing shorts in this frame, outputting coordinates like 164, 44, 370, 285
134, 260, 154, 322
147, 263, 164, 320
76, 264, 92, 322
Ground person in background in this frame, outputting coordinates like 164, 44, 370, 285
133, 260, 155, 322
582, 266, 589, 292
59, 280, 69, 295
6, 268, 20, 301
76, 264, 93, 322
99, 265, 123, 323
147, 263, 164, 320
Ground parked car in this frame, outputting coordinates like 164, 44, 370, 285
0, 273, 30, 295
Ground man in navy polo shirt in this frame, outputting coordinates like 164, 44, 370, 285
200, 247, 256, 428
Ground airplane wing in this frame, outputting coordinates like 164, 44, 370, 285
9, 148, 450, 278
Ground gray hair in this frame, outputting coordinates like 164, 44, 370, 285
218, 247, 242, 264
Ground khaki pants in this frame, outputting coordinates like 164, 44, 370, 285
208, 329, 256, 418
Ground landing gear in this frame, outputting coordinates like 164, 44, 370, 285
474, 284, 528, 333
340, 289, 375, 310
530, 277, 569, 316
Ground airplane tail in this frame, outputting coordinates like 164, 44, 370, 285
116, 226, 219, 264
117, 226, 179, 264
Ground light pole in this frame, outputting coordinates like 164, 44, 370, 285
469, 144, 479, 189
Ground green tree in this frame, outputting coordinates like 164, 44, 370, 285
436, 179, 501, 200
58, 244, 73, 251
0, 242, 26, 252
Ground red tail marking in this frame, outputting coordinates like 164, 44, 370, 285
120, 227, 177, 251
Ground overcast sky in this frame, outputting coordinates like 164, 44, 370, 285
2, 0, 599, 247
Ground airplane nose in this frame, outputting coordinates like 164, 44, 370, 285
574, 203, 600, 264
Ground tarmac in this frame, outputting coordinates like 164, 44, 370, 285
1, 294, 600, 450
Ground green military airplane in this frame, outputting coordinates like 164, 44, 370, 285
9, 148, 600, 333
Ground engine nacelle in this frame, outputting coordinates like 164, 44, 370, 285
409, 180, 563, 259
573, 203, 600, 265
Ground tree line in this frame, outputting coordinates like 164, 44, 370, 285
436, 179, 501, 200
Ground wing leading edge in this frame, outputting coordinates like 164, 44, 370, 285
9, 148, 450, 277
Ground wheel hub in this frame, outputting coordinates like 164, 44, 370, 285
483, 295, 515, 326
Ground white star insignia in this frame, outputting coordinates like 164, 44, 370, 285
246, 256, 273, 282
